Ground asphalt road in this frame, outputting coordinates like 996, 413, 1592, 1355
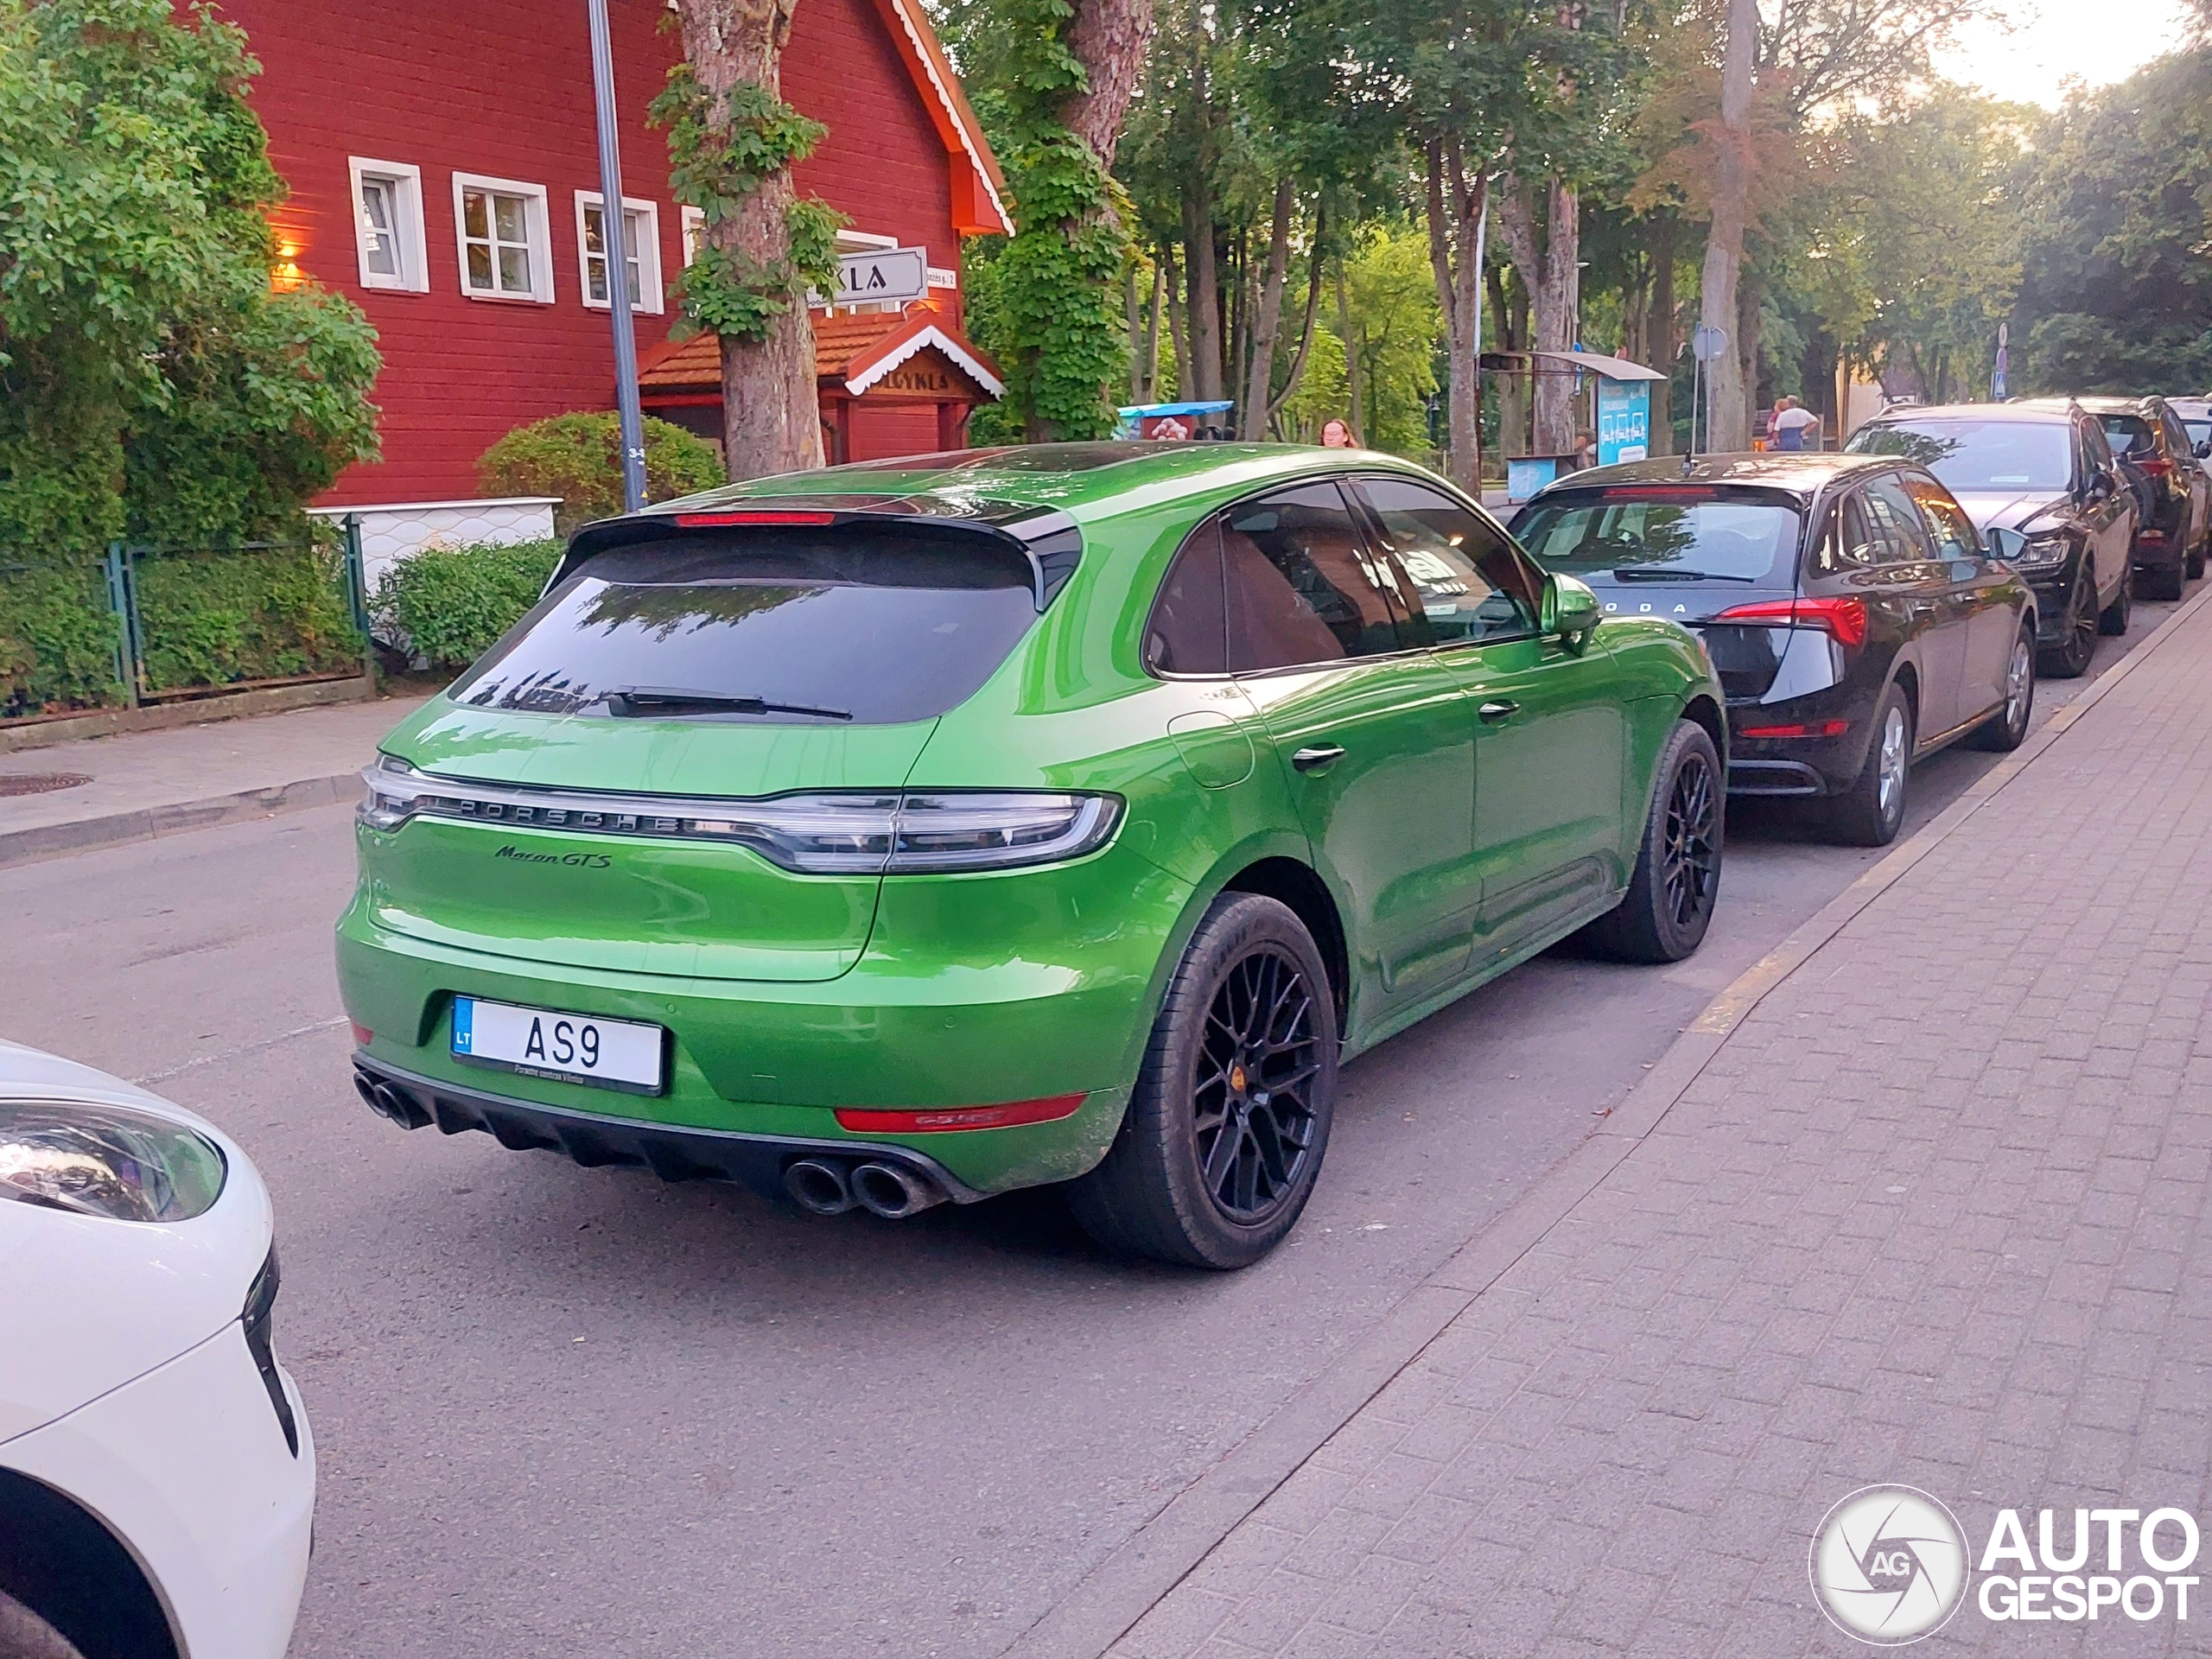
1, 583, 2190, 1659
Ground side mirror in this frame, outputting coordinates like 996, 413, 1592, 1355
2196, 440, 2210, 460
1541, 572, 1602, 652
1985, 526, 2028, 563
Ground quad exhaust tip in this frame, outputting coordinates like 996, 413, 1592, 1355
784, 1158, 856, 1216
353, 1069, 430, 1130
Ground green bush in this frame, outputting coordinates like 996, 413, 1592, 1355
373, 539, 563, 671
477, 413, 724, 535
133, 543, 362, 691
0, 560, 123, 717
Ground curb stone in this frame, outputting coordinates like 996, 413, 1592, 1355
0, 772, 361, 870
1001, 575, 2212, 1659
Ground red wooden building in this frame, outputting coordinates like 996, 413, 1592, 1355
213, 0, 1008, 535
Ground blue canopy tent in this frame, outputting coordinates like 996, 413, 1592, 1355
1115, 401, 1236, 440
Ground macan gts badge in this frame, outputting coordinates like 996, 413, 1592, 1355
338, 442, 1727, 1268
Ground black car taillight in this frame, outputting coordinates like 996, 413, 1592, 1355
243, 1245, 300, 1458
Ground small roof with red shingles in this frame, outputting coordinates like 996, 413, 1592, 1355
637, 303, 1002, 400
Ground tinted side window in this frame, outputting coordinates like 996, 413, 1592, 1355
1864, 477, 1935, 562
1354, 477, 1540, 645
1144, 519, 1228, 675
1902, 474, 1979, 560
1224, 483, 1407, 671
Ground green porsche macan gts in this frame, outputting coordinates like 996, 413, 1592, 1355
339, 443, 1725, 1268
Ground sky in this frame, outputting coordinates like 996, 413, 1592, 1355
1934, 0, 2196, 106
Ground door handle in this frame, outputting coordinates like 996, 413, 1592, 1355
1478, 700, 1519, 723
1290, 745, 1345, 773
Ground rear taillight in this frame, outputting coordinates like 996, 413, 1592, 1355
2136, 457, 2174, 478
834, 1095, 1087, 1134
1739, 720, 1851, 739
1713, 595, 1868, 648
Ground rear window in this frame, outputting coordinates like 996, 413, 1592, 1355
1514, 491, 1802, 588
2101, 415, 2158, 458
1847, 419, 2071, 491
448, 529, 1041, 725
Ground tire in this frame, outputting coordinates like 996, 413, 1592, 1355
2040, 566, 2096, 677
1968, 625, 2036, 752
2100, 562, 2133, 635
1067, 893, 1338, 1269
2140, 560, 2186, 602
1827, 683, 1914, 848
1581, 720, 1723, 964
0, 1592, 86, 1659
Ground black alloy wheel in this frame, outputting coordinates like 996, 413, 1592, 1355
2043, 567, 2096, 677
1192, 947, 1323, 1224
1067, 893, 1339, 1268
1583, 719, 1723, 963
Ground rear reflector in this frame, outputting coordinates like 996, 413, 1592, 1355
1739, 720, 1850, 739
1713, 594, 1868, 648
2140, 528, 2167, 542
835, 1095, 1086, 1134
674, 511, 836, 526
350, 1022, 374, 1046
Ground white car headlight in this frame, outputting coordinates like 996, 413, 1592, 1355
2014, 532, 2071, 568
0, 1099, 227, 1223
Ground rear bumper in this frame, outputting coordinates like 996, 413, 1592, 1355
352, 1053, 994, 1203
1725, 759, 1828, 797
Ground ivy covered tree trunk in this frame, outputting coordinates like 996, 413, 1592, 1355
663, 0, 840, 479
998, 0, 1156, 439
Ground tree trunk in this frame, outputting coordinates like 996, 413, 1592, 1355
1227, 232, 1248, 429
1497, 172, 1581, 456
670, 0, 822, 480
1125, 262, 1145, 402
1064, 0, 1154, 171
1423, 139, 1485, 491
1336, 259, 1364, 443
1267, 206, 1326, 430
1648, 216, 1676, 455
1166, 246, 1192, 398
1699, 0, 1758, 450
1488, 263, 1528, 459
1144, 258, 1165, 403
1241, 179, 1295, 439
1737, 264, 1763, 444
1185, 191, 1223, 403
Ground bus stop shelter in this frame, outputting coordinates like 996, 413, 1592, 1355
1482, 349, 1669, 499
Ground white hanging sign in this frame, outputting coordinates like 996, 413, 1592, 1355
812, 247, 929, 308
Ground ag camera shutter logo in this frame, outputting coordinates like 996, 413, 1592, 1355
1810, 1485, 1971, 1644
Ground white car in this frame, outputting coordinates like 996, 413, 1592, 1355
0, 1039, 313, 1659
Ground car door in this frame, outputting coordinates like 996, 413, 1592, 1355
1903, 469, 2012, 723
2161, 407, 2209, 548
2076, 418, 2134, 607
1351, 474, 1628, 963
1859, 473, 1965, 739
1220, 481, 1480, 1023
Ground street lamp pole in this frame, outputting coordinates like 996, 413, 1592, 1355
587, 0, 648, 513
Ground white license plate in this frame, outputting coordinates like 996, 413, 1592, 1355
450, 997, 664, 1095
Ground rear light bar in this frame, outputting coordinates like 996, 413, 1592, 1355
2135, 458, 2174, 478
1713, 595, 1868, 648
835, 1095, 1086, 1134
2139, 528, 2167, 543
673, 511, 836, 526
1739, 720, 1850, 739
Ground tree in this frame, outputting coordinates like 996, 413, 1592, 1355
0, 0, 378, 550
658, 0, 843, 480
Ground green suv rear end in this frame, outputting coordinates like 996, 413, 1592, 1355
338, 443, 1726, 1267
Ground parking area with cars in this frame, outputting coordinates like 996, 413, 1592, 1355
5, 423, 2205, 1659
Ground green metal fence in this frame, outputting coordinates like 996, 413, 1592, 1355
1, 515, 373, 721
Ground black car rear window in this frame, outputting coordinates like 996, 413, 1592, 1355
1514, 490, 1803, 588
448, 529, 1040, 725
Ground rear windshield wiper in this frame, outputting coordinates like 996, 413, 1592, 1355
602, 686, 853, 721
1608, 568, 1760, 582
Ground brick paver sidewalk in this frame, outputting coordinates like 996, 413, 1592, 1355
1111, 602, 2212, 1657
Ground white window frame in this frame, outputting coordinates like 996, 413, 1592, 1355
575, 192, 664, 315
680, 206, 706, 267
348, 158, 428, 293
451, 172, 555, 304
836, 229, 899, 252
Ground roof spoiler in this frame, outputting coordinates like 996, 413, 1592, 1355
547, 500, 1084, 613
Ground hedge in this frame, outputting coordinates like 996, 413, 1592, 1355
372, 539, 563, 671
478, 413, 724, 534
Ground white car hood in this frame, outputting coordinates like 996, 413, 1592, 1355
0, 1038, 275, 1445
1949, 489, 2069, 535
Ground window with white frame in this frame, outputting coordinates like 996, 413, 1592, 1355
575, 193, 663, 313
452, 174, 553, 302
349, 159, 427, 292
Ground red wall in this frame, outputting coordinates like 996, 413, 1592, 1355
212, 0, 962, 505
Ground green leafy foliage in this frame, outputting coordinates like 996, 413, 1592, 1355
133, 543, 361, 691
477, 413, 726, 535
0, 0, 380, 555
650, 63, 843, 346
0, 561, 119, 716
372, 540, 563, 672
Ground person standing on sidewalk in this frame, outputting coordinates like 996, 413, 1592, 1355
1770, 395, 1821, 451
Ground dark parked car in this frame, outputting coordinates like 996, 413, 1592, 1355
1847, 402, 2135, 677
1516, 454, 2037, 847
2043, 396, 2208, 596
